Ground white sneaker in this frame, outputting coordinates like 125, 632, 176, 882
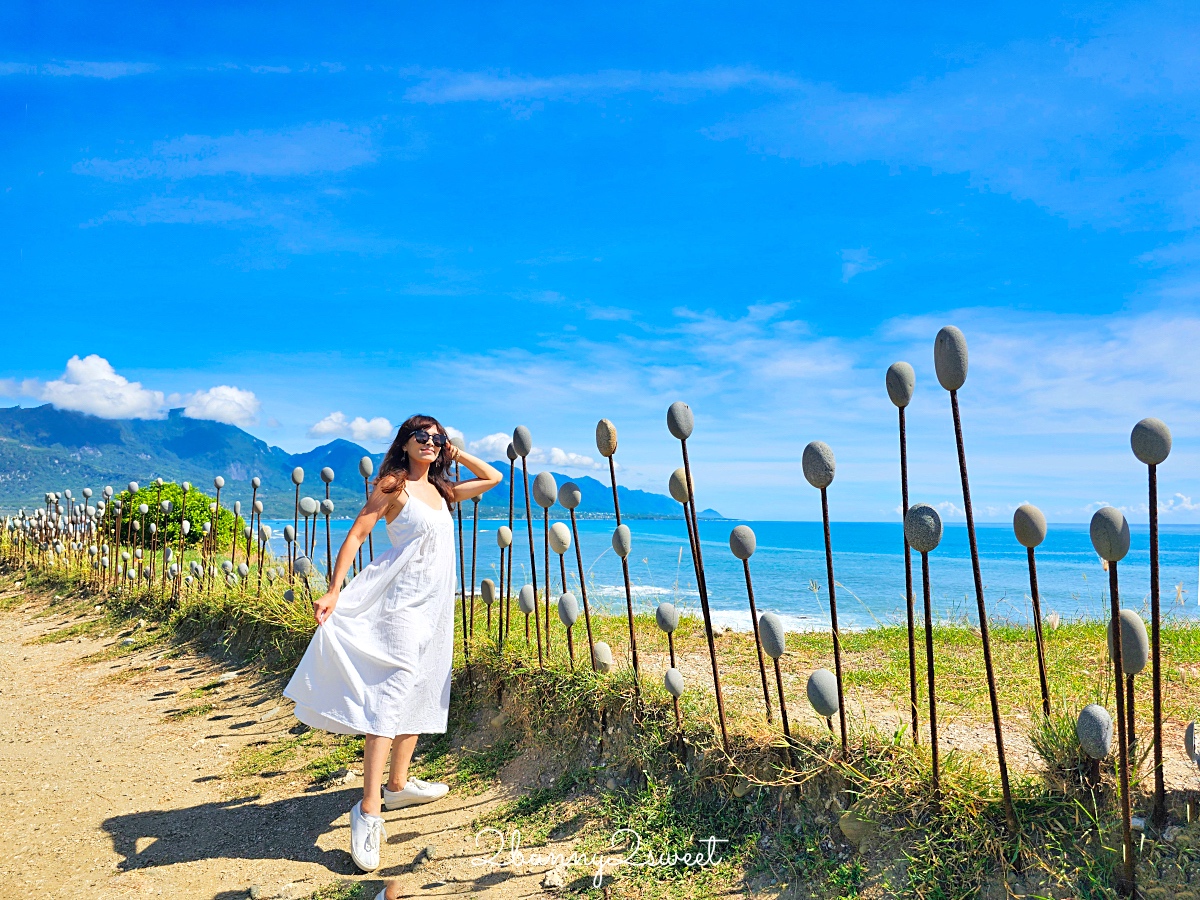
383, 775, 450, 809
350, 800, 386, 872
374, 890, 387, 900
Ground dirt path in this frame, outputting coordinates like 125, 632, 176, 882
0, 590, 586, 900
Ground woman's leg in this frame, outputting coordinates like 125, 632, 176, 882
385, 733, 419, 791
361, 734, 394, 816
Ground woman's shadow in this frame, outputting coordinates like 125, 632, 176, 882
103, 786, 361, 874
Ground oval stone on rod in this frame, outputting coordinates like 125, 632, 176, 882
886, 361, 915, 408
933, 325, 969, 391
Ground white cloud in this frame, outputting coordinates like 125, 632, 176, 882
0, 60, 157, 79
34, 355, 166, 419
308, 411, 394, 443
444, 425, 464, 441
74, 122, 377, 180
527, 446, 599, 469
469, 432, 512, 457
404, 66, 800, 104
179, 385, 261, 427
86, 195, 255, 227
840, 248, 884, 282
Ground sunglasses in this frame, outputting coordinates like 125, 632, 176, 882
411, 430, 449, 447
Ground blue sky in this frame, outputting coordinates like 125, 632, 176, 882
2, 1, 1200, 522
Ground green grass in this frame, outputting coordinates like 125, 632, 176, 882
166, 703, 214, 720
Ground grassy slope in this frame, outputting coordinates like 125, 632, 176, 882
7, 545, 1200, 899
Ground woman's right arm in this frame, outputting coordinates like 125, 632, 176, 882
312, 476, 401, 625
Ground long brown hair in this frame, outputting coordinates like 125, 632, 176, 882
376, 414, 457, 507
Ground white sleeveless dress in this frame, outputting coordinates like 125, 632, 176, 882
283, 492, 457, 737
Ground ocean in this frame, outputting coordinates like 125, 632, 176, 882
264, 515, 1200, 632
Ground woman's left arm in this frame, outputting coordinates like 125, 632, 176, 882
447, 446, 502, 502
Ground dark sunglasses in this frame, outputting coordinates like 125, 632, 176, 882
411, 430, 449, 447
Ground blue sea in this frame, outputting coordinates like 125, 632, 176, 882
264, 516, 1200, 632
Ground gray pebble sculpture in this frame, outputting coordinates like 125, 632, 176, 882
481, 579, 496, 605
802, 441, 836, 490
214, 476, 225, 489
656, 601, 680, 634
1107, 609, 1150, 676
518, 584, 536, 615
807, 669, 840, 718
294, 556, 312, 576
283, 525, 295, 542
251, 476, 261, 489
1013, 503, 1047, 549
1186, 722, 1199, 767
320, 467, 334, 484
904, 504, 943, 554
549, 522, 571, 555
886, 361, 916, 408
1077, 704, 1114, 760
533, 472, 557, 508
497, 525, 512, 549
668, 468, 689, 504
1131, 418, 1172, 466
299, 497, 318, 515
506, 442, 517, 462
595, 419, 618, 458
666, 401, 694, 440
558, 592, 579, 626
933, 325, 969, 391
664, 668, 685, 698
611, 524, 632, 559
592, 641, 614, 673
291, 467, 304, 485
259, 524, 272, 542
557, 482, 581, 510
450, 435, 465, 451
359, 456, 374, 478
729, 525, 756, 560
1090, 507, 1130, 562
320, 498, 335, 515
759, 612, 787, 659
512, 426, 533, 458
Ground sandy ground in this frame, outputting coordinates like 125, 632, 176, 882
0, 590, 594, 900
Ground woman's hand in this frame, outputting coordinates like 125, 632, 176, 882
446, 441, 461, 464
313, 590, 339, 626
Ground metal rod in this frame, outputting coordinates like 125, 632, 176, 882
363, 475, 374, 562
950, 389, 1017, 832
741, 558, 773, 724
569, 508, 597, 671
900, 406, 919, 746
521, 457, 543, 667
1149, 463, 1166, 826
607, 455, 641, 692
667, 631, 681, 728
292, 484, 299, 580
1127, 673, 1137, 755
1026, 547, 1051, 717
505, 457, 515, 651
820, 487, 849, 756
1109, 561, 1136, 896
922, 550, 940, 804
543, 508, 552, 656
470, 498, 479, 636
773, 656, 794, 766
456, 461, 468, 663
679, 439, 729, 753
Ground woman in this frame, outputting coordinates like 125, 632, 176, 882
283, 414, 501, 874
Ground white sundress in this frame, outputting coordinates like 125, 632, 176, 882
283, 491, 457, 737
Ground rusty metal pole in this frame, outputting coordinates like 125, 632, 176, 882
470, 496, 479, 636
1110, 561, 1136, 895
888, 360, 921, 747
726, 523, 772, 725
922, 549, 940, 800
934, 326, 1016, 832
505, 446, 516, 650
513, 427, 543, 667
1132, 417, 1171, 828
568, 508, 597, 671
667, 403, 729, 753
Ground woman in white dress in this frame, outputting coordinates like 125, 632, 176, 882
283, 414, 501, 874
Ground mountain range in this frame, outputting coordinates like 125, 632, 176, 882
0, 405, 722, 519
